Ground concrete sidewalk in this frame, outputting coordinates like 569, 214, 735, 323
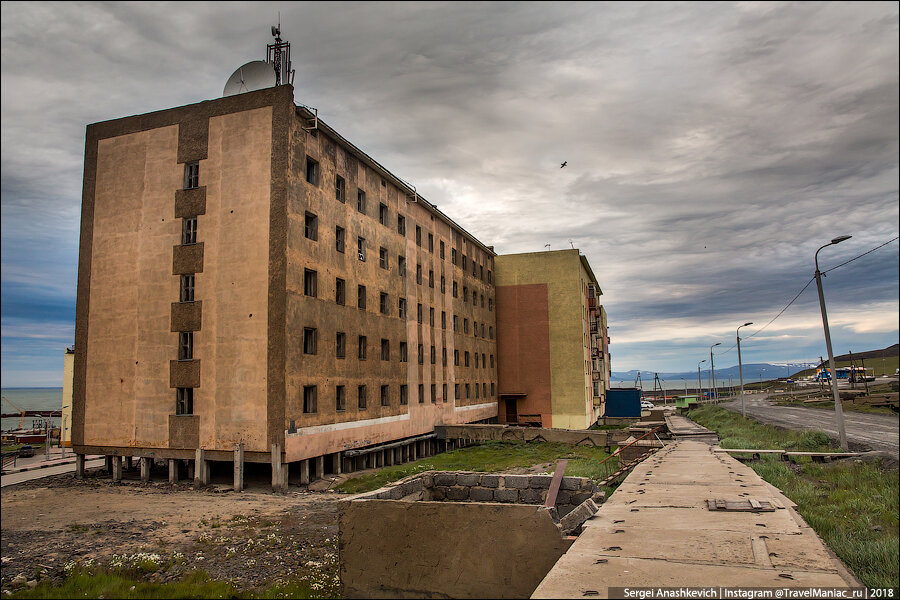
532, 440, 858, 597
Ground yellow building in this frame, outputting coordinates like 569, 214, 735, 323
495, 250, 609, 430
62, 347, 74, 448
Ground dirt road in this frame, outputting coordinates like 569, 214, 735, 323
0, 467, 344, 595
722, 395, 899, 457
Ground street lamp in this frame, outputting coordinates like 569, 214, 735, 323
737, 322, 753, 417
698, 359, 707, 402
710, 342, 722, 402
815, 235, 851, 451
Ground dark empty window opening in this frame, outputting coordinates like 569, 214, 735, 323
184, 162, 199, 190
379, 203, 388, 225
335, 226, 346, 253
176, 387, 193, 415
304, 269, 317, 297
418, 384, 424, 404
398, 215, 406, 235
443, 384, 448, 403
381, 338, 390, 360
380, 292, 389, 315
398, 256, 406, 276
399, 341, 408, 362
415, 225, 422, 246
178, 332, 193, 361
358, 285, 366, 310
379, 247, 389, 270
381, 385, 390, 406
358, 385, 367, 410
358, 335, 367, 360
440, 240, 445, 259
336, 278, 346, 305
357, 189, 367, 214
303, 327, 317, 354
303, 385, 317, 414
182, 217, 197, 245
305, 157, 319, 186
336, 385, 346, 411
428, 233, 434, 252
180, 274, 195, 302
336, 332, 346, 359
357, 237, 366, 261
335, 175, 346, 202
305, 212, 318, 241
399, 297, 407, 319
400, 384, 408, 405
431, 384, 437, 403
418, 344, 424, 364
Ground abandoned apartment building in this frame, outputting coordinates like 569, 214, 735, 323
70, 81, 610, 489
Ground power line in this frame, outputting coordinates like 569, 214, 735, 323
713, 235, 898, 358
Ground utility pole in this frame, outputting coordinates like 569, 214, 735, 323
698, 359, 706, 402
737, 322, 752, 417
710, 342, 722, 403
814, 235, 851, 451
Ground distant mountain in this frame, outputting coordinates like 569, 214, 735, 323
611, 362, 815, 386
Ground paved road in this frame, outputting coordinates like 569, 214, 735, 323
722, 395, 899, 457
1, 459, 104, 488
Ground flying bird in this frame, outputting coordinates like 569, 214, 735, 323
560, 161, 567, 168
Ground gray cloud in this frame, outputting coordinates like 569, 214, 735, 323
2, 1, 897, 384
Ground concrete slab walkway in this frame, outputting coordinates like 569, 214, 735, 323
532, 440, 858, 597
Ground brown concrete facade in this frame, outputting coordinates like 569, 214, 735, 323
73, 85, 497, 468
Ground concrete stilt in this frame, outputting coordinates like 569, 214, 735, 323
271, 443, 286, 492
140, 457, 151, 482
315, 455, 325, 480
343, 456, 353, 474
195, 448, 209, 487
111, 456, 122, 482
385, 449, 394, 466
169, 459, 178, 483
411, 443, 417, 461
75, 454, 85, 479
234, 443, 244, 492
187, 460, 194, 481
299, 458, 310, 485
333, 452, 342, 475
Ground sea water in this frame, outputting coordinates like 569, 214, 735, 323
1, 388, 63, 431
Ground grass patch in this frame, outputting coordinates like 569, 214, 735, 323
8, 569, 337, 599
689, 405, 899, 588
336, 440, 614, 494
772, 398, 897, 415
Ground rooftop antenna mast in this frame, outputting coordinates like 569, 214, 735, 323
267, 17, 294, 86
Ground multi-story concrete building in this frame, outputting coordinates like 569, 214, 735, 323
72, 84, 498, 487
494, 250, 610, 429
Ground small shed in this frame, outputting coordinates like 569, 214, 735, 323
675, 395, 699, 408
605, 388, 642, 417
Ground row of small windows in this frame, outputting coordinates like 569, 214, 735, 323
302, 381, 497, 414
303, 157, 493, 283
301, 328, 495, 368
302, 270, 495, 338
176, 163, 200, 416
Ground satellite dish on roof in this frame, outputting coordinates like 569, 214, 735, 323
223, 61, 276, 97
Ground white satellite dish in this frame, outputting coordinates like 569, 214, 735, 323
223, 61, 276, 97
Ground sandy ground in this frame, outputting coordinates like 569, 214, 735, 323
1, 465, 345, 594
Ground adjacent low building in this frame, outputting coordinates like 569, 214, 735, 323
494, 250, 610, 430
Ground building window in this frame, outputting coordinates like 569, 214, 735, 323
415, 225, 422, 246
483, 382, 488, 398
488, 270, 493, 284
430, 345, 436, 364
454, 349, 459, 366
303, 385, 317, 413
357, 285, 367, 309
464, 318, 469, 334
381, 338, 390, 360
417, 303, 423, 324
335, 226, 345, 253
358, 385, 367, 410
489, 326, 494, 339
488, 298, 493, 312
474, 321, 479, 337
303, 327, 317, 354
335, 175, 346, 202
379, 203, 388, 225
442, 347, 447, 366
428, 269, 434, 288
305, 157, 319, 186
381, 385, 390, 406
490, 354, 494, 368
455, 384, 460, 399
482, 323, 486, 338
428, 233, 434, 252
475, 353, 480, 368
336, 278, 346, 305
418, 344, 424, 364
398, 214, 406, 235
491, 382, 495, 397
416, 264, 422, 285
472, 261, 477, 277
440, 240, 445, 259
336, 385, 346, 411
178, 332, 193, 360
304, 212, 318, 241
182, 217, 197, 245
441, 311, 446, 329
431, 384, 437, 403
304, 269, 317, 297
464, 351, 470, 367
429, 307, 435, 326
184, 162, 199, 190
440, 275, 445, 293
465, 383, 470, 399
475, 383, 480, 399
443, 384, 448, 403
399, 341, 408, 362
462, 255, 467, 270
400, 385, 408, 405
452, 281, 458, 298
398, 256, 406, 276
379, 247, 389, 270
336, 332, 346, 359
357, 237, 366, 261
463, 286, 468, 302
453, 315, 458, 332
380, 292, 389, 315
398, 297, 407, 319
482, 353, 486, 368
451, 248, 457, 265
358, 335, 367, 360
176, 387, 193, 415
357, 189, 367, 214
180, 274, 195, 302
418, 384, 424, 404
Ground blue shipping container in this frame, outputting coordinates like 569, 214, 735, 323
605, 388, 642, 418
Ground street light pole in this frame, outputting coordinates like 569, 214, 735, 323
737, 322, 752, 417
698, 359, 706, 402
815, 235, 851, 451
710, 342, 722, 403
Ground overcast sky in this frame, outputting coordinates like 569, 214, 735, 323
1, 1, 898, 387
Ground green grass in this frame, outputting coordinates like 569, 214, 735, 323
772, 398, 897, 415
8, 569, 336, 599
336, 440, 614, 494
689, 405, 899, 588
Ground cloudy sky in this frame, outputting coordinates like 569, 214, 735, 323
1, 1, 898, 387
